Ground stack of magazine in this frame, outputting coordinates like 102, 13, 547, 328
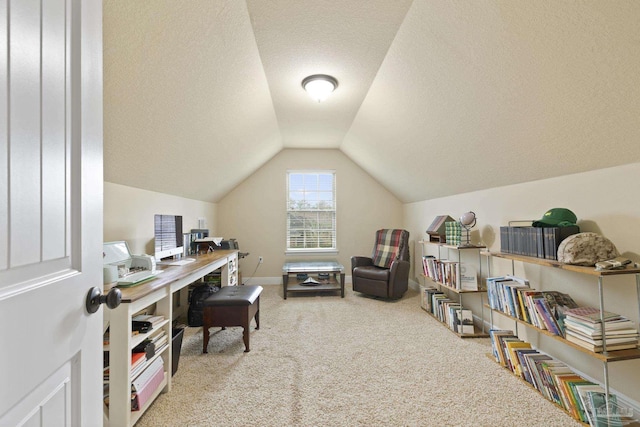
563, 307, 639, 352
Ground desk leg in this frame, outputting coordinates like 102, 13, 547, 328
282, 274, 288, 299
340, 272, 345, 298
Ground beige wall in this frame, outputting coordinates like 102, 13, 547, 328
103, 182, 217, 255
217, 149, 404, 282
404, 162, 640, 406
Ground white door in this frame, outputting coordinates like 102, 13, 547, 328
0, 0, 103, 426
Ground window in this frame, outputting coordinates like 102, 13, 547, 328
287, 171, 336, 251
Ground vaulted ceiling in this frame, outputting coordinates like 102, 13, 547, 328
103, 1, 640, 204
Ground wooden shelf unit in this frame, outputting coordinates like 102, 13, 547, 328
419, 240, 488, 338
483, 250, 640, 407
483, 303, 640, 363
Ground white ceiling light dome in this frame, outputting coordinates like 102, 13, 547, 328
301, 74, 338, 102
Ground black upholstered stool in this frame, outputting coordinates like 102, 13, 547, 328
202, 285, 263, 353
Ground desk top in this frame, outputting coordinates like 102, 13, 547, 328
114, 250, 238, 303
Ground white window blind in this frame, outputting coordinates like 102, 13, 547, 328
287, 171, 336, 250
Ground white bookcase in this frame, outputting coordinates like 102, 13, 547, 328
419, 240, 488, 337
103, 250, 238, 427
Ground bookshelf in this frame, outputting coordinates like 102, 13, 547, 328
483, 250, 640, 420
104, 250, 238, 427
419, 241, 488, 338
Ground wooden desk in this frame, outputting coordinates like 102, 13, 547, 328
105, 250, 238, 427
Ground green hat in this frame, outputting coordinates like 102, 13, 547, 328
532, 208, 578, 227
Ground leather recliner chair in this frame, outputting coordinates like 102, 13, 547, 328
351, 229, 410, 299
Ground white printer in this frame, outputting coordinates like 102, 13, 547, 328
103, 241, 161, 287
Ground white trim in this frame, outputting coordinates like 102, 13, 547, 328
285, 249, 339, 256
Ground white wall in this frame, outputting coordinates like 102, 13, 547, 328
103, 182, 217, 255
404, 162, 640, 407
217, 149, 404, 282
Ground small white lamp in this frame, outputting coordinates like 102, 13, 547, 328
301, 74, 338, 102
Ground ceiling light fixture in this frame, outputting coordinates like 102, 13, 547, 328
301, 74, 338, 102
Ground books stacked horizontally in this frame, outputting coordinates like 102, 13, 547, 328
445, 221, 462, 246
563, 307, 639, 353
132, 314, 165, 333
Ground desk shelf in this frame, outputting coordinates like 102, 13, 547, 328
104, 250, 238, 427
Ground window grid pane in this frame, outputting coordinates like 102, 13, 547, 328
287, 172, 336, 250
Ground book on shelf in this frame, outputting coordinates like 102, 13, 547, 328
564, 317, 637, 338
563, 306, 624, 323
564, 329, 638, 345
505, 340, 532, 376
532, 297, 563, 336
514, 348, 540, 384
445, 221, 462, 246
489, 329, 515, 365
452, 308, 474, 334
565, 333, 639, 353
133, 314, 165, 328
444, 302, 462, 329
522, 352, 552, 392
423, 287, 443, 314
458, 264, 478, 291
542, 362, 574, 406
553, 374, 590, 419
543, 226, 580, 260
131, 352, 146, 370
496, 334, 523, 371
431, 293, 451, 320
586, 390, 624, 427
570, 383, 602, 424
151, 330, 168, 348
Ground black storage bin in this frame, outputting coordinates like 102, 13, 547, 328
171, 328, 184, 376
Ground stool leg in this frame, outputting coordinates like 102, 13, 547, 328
203, 325, 209, 354
255, 297, 260, 330
242, 327, 250, 352
242, 306, 250, 352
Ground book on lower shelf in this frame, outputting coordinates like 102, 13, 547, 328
453, 308, 474, 334
487, 330, 636, 424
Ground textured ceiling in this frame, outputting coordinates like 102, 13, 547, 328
103, 1, 640, 203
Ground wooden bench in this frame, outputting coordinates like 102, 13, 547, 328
202, 285, 263, 353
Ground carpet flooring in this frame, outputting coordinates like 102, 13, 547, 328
135, 285, 582, 427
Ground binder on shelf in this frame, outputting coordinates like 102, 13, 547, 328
131, 357, 165, 411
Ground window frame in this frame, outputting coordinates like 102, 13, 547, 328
285, 170, 338, 255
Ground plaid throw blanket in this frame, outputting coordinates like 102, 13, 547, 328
371, 229, 407, 268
